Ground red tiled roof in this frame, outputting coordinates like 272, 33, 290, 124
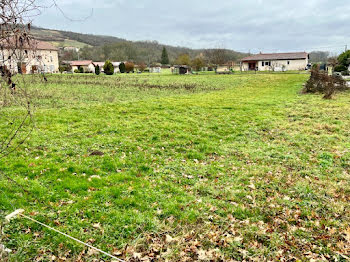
36, 41, 58, 51
93, 62, 105, 67
241, 52, 308, 61
71, 60, 93, 66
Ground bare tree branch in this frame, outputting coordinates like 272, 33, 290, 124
49, 0, 93, 22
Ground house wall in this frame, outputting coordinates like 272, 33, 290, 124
150, 67, 161, 73
0, 49, 59, 74
241, 62, 256, 71
216, 66, 230, 73
37, 49, 59, 73
242, 59, 308, 71
86, 64, 95, 73
257, 59, 308, 71
72, 64, 95, 73
231, 65, 241, 71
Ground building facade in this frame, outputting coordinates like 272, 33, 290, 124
71, 60, 95, 73
0, 40, 59, 74
241, 52, 309, 71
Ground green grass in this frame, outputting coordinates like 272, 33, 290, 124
1, 73, 350, 261
51, 39, 91, 49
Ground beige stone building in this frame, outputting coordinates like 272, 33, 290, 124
241, 52, 309, 71
0, 40, 59, 74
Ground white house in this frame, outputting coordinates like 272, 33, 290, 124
71, 60, 95, 73
93, 62, 105, 73
112, 62, 121, 73
0, 39, 59, 74
241, 52, 309, 71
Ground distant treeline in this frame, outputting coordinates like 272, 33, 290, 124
77, 41, 247, 64
309, 51, 331, 64
32, 26, 126, 46
35, 26, 331, 65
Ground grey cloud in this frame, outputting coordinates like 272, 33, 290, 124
35, 0, 350, 54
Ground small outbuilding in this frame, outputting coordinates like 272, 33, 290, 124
71, 60, 95, 73
150, 67, 161, 73
172, 65, 191, 75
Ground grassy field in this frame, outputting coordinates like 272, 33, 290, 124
51, 39, 91, 49
1, 73, 350, 261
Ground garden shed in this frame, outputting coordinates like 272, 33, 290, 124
172, 65, 191, 75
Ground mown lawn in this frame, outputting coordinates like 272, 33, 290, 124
1, 73, 350, 261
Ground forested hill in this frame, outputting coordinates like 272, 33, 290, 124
31, 26, 125, 47
32, 26, 248, 63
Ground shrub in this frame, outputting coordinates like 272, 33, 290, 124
191, 57, 205, 71
138, 62, 146, 72
95, 65, 100, 75
176, 54, 191, 66
125, 62, 135, 73
334, 65, 347, 72
303, 68, 348, 99
119, 62, 126, 73
74, 69, 79, 73
103, 60, 114, 75
312, 64, 319, 70
341, 70, 350, 76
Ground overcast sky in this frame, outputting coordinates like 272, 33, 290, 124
35, 0, 350, 54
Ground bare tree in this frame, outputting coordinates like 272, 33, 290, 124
0, 1, 43, 159
204, 49, 228, 66
0, 0, 93, 160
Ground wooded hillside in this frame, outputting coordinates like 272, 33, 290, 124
32, 26, 247, 63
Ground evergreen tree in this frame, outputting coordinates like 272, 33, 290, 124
95, 65, 100, 75
338, 50, 350, 67
103, 60, 114, 75
119, 62, 126, 73
161, 47, 169, 65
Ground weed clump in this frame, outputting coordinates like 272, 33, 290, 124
303, 68, 348, 99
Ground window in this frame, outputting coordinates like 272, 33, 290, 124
287, 61, 290, 65
50, 56, 53, 62
262, 61, 264, 66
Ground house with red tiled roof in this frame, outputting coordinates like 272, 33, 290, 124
0, 38, 59, 74
241, 52, 309, 71
70, 60, 95, 73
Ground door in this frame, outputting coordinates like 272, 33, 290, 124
21, 64, 27, 74
17, 63, 27, 74
248, 62, 256, 71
